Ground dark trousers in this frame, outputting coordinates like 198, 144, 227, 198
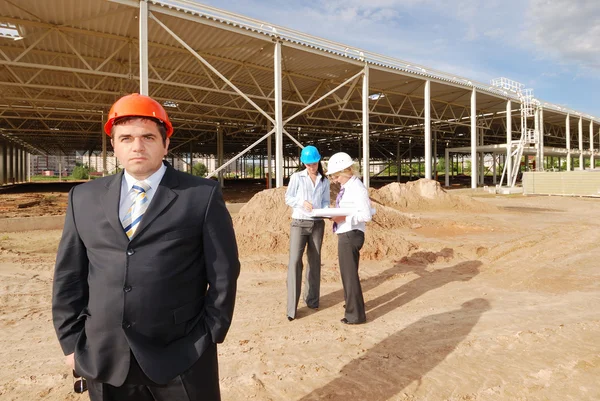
87, 344, 220, 401
338, 230, 366, 323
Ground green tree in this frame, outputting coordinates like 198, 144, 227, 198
191, 162, 208, 177
72, 165, 89, 179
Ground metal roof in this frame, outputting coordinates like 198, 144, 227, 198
0, 0, 596, 159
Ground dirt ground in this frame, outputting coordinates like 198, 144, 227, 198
1, 181, 599, 400
0, 179, 269, 218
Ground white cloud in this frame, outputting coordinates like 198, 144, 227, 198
192, 0, 600, 116
526, 0, 600, 73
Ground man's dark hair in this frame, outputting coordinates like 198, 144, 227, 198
111, 116, 168, 145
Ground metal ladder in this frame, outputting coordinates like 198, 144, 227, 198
490, 77, 539, 187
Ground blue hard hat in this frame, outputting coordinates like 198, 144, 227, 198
300, 145, 321, 164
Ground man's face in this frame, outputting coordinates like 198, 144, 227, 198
111, 119, 169, 180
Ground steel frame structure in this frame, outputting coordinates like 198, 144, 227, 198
0, 0, 598, 188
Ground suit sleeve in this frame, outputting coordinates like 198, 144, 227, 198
202, 184, 240, 343
52, 187, 89, 355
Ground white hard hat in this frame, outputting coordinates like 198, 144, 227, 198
326, 152, 354, 175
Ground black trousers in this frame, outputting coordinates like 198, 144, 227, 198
338, 229, 366, 323
87, 343, 220, 401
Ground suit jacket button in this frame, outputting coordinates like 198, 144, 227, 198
127, 249, 135, 256
124, 285, 132, 292
122, 321, 131, 329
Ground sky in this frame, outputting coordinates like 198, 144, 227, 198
190, 0, 600, 118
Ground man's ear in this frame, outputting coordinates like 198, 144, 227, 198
163, 137, 170, 156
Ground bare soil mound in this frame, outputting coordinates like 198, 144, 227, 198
233, 188, 414, 261
371, 179, 492, 213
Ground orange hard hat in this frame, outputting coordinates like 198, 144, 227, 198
104, 93, 173, 137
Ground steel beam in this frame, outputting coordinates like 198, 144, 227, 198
274, 41, 284, 187
470, 87, 477, 188
362, 64, 370, 188
424, 79, 431, 179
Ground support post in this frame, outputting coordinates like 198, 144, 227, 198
424, 79, 431, 180
579, 116, 584, 170
409, 137, 413, 180
479, 127, 484, 185
274, 41, 284, 187
267, 123, 272, 189
102, 111, 107, 176
139, 0, 149, 95
444, 148, 450, 187
362, 64, 370, 188
534, 108, 540, 170
433, 129, 438, 180
506, 100, 512, 184
566, 114, 571, 171
217, 125, 225, 188
396, 140, 401, 182
539, 108, 544, 170
590, 120, 595, 168
0, 139, 5, 185
470, 87, 477, 188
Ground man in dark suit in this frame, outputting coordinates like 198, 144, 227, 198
52, 93, 240, 401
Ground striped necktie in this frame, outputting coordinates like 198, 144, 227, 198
122, 181, 151, 240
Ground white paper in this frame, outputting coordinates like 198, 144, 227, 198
303, 208, 357, 217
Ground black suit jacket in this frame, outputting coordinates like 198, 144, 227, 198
52, 163, 240, 386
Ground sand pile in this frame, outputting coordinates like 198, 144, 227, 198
371, 179, 492, 212
233, 187, 414, 261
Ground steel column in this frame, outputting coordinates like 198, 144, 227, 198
362, 64, 370, 188
479, 127, 484, 185
217, 125, 224, 187
274, 41, 284, 187
579, 117, 584, 170
566, 114, 571, 171
0, 139, 5, 185
492, 154, 497, 184
470, 87, 477, 188
590, 120, 594, 168
506, 100, 512, 184
139, 0, 149, 95
267, 122, 272, 189
396, 140, 401, 182
102, 114, 108, 176
444, 148, 450, 187
433, 129, 437, 179
539, 108, 544, 170
424, 79, 431, 180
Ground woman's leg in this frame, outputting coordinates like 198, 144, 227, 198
287, 220, 309, 319
337, 230, 366, 323
304, 219, 325, 308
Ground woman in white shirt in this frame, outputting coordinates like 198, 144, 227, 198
327, 152, 372, 325
284, 145, 331, 321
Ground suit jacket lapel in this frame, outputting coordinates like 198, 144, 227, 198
131, 165, 179, 240
101, 171, 129, 241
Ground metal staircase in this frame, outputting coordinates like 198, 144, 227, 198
490, 77, 539, 187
